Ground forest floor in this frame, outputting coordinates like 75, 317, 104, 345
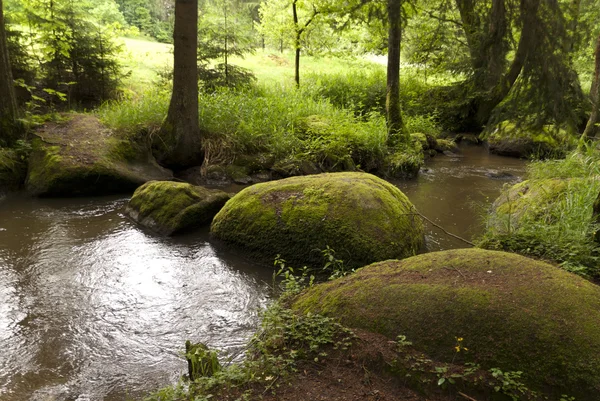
211, 330, 457, 401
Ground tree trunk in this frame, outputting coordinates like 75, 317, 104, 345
293, 0, 300, 88
474, 0, 540, 126
158, 0, 202, 169
0, 0, 20, 144
582, 33, 600, 140
386, 0, 407, 146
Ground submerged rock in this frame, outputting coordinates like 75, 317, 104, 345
126, 181, 230, 235
294, 249, 600, 399
210, 172, 424, 270
26, 114, 173, 196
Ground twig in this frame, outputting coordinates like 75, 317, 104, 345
443, 266, 467, 279
458, 392, 480, 401
407, 210, 475, 246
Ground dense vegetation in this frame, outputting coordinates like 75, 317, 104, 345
1, 0, 600, 399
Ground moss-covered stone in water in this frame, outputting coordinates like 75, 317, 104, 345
26, 114, 173, 197
293, 249, 600, 400
210, 172, 424, 270
486, 121, 575, 158
126, 181, 230, 235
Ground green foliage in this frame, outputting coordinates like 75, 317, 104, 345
145, 291, 355, 401
7, 0, 124, 105
115, 0, 173, 41
196, 0, 257, 90
479, 149, 600, 278
185, 341, 221, 380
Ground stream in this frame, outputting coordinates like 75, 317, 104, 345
0, 144, 527, 401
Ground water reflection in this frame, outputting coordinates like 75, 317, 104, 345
0, 197, 271, 401
0, 145, 527, 401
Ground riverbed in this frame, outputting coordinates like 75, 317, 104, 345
0, 144, 527, 401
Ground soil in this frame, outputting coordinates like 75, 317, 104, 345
215, 330, 458, 401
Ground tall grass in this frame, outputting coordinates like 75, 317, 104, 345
479, 148, 600, 278
98, 84, 389, 170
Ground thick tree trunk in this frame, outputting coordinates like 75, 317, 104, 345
386, 0, 406, 146
582, 34, 600, 140
0, 0, 20, 143
158, 0, 202, 169
474, 0, 540, 126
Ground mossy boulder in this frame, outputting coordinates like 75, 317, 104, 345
486, 122, 574, 159
210, 172, 424, 269
26, 114, 173, 196
484, 178, 576, 234
294, 249, 600, 399
126, 181, 230, 235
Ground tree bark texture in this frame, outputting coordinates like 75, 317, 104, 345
582, 33, 600, 139
473, 0, 540, 126
159, 0, 202, 169
386, 0, 406, 145
0, 0, 19, 143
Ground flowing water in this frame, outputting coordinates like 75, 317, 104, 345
0, 144, 527, 401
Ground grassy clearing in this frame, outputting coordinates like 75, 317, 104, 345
101, 39, 448, 178
479, 147, 600, 278
118, 37, 172, 94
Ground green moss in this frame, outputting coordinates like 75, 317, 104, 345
210, 172, 424, 269
383, 147, 424, 178
486, 121, 575, 158
127, 181, 230, 235
489, 179, 571, 231
293, 249, 600, 400
434, 138, 457, 152
26, 114, 172, 197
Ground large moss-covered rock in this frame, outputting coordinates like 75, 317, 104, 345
484, 178, 577, 234
26, 114, 173, 196
126, 181, 230, 235
210, 172, 424, 269
294, 249, 600, 399
486, 122, 574, 159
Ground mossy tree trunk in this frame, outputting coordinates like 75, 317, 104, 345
386, 0, 408, 147
582, 33, 600, 140
0, 0, 20, 144
158, 0, 203, 170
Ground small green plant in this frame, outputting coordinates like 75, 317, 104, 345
272, 255, 314, 296
321, 245, 353, 280
185, 341, 221, 381
489, 368, 530, 401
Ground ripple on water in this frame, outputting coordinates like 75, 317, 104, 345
0, 196, 271, 401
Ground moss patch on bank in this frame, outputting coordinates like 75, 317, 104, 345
293, 248, 600, 400
210, 172, 424, 270
484, 121, 575, 159
26, 114, 173, 196
126, 181, 230, 235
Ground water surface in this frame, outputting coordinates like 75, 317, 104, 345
0, 144, 527, 401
